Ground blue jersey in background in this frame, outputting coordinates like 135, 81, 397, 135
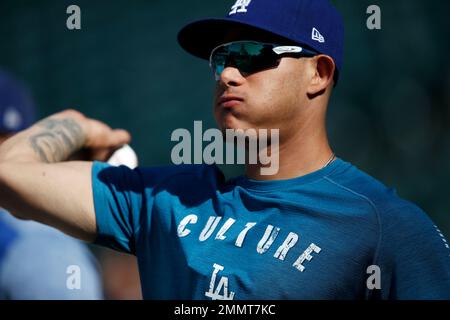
0, 210, 103, 300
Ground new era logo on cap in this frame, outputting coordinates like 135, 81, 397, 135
229, 0, 252, 15
312, 28, 325, 43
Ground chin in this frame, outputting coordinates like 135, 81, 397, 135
218, 114, 251, 132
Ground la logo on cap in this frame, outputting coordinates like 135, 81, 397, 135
229, 0, 251, 15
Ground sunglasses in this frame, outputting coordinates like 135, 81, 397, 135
209, 41, 318, 81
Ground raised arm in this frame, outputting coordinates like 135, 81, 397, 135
0, 110, 130, 241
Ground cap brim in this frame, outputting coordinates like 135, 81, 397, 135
177, 17, 340, 84
177, 18, 291, 61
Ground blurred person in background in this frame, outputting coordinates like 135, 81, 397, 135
0, 70, 103, 299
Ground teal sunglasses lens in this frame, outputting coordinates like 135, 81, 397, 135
210, 42, 281, 80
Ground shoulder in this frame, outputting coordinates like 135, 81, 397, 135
324, 159, 443, 243
93, 161, 225, 191
324, 158, 420, 217
139, 163, 224, 184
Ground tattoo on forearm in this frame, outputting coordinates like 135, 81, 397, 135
29, 118, 86, 163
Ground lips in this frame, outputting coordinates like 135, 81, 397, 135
217, 95, 244, 108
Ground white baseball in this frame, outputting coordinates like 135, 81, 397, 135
107, 144, 138, 169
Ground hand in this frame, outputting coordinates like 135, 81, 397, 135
0, 109, 131, 163
59, 110, 132, 162
64, 110, 131, 162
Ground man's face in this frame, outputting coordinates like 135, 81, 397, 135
212, 30, 315, 136
213, 57, 312, 133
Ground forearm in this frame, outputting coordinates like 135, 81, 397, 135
0, 109, 129, 240
0, 110, 88, 164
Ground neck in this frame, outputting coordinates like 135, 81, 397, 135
245, 120, 333, 181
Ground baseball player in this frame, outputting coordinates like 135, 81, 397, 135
0, 0, 449, 299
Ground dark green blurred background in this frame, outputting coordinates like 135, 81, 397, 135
0, 0, 449, 237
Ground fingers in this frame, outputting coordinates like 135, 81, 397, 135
84, 117, 131, 148
50, 110, 132, 153
111, 129, 131, 146
99, 129, 131, 148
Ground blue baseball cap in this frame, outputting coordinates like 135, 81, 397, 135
178, 0, 344, 81
0, 71, 36, 134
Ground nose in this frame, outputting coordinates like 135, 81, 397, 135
219, 66, 246, 87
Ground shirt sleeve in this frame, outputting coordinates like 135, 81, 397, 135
375, 203, 450, 299
91, 161, 221, 255
92, 161, 145, 254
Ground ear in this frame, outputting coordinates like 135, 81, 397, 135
307, 55, 336, 96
